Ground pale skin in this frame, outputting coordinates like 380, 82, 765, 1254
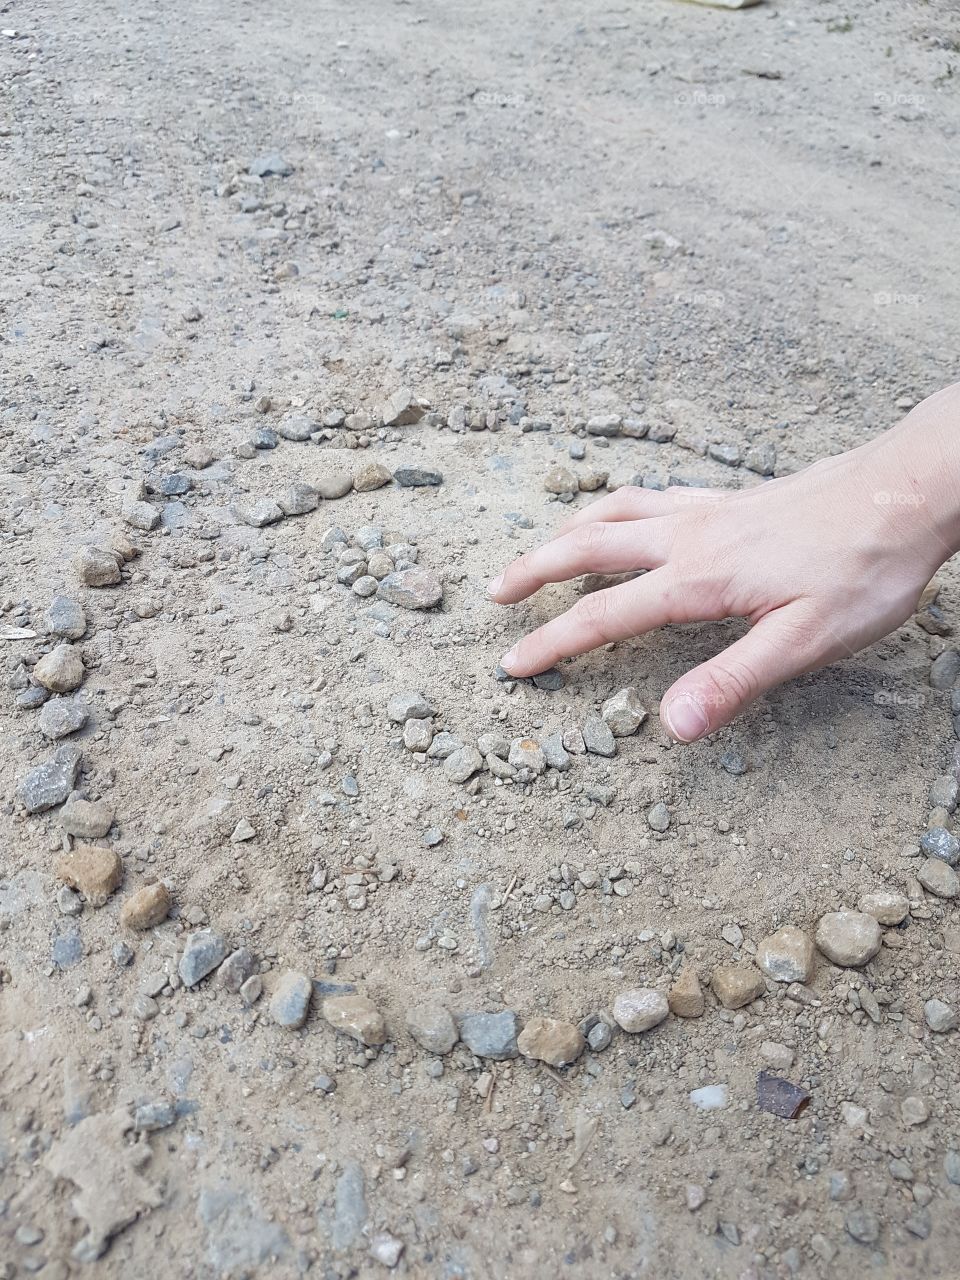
489, 383, 960, 742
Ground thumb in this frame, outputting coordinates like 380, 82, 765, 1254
660, 607, 821, 742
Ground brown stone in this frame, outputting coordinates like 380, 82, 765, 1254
120, 883, 172, 930
323, 994, 386, 1046
711, 964, 766, 1010
516, 1016, 585, 1067
56, 844, 123, 905
668, 965, 705, 1018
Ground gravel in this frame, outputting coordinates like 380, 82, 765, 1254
815, 911, 882, 967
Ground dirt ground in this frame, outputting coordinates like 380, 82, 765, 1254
3, 0, 960, 1276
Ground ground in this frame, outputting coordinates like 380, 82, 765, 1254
2, 0, 960, 1277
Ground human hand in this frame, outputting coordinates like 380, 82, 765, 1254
488, 394, 960, 742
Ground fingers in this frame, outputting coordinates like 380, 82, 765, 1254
554, 484, 726, 539
489, 520, 672, 605
499, 569, 679, 675
659, 606, 821, 743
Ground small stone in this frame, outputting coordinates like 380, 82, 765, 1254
380, 387, 428, 427
668, 966, 705, 1018
394, 465, 442, 487
32, 644, 84, 693
517, 1016, 585, 1067
686, 1185, 707, 1211
444, 745, 484, 784
405, 1001, 458, 1054
601, 687, 648, 736
711, 964, 766, 1009
55, 845, 123, 905
756, 925, 815, 983
123, 497, 159, 532
276, 414, 316, 441
45, 596, 86, 639
134, 1101, 176, 1132
689, 1084, 729, 1111
323, 994, 387, 1046
184, 445, 215, 469
923, 998, 957, 1033
901, 1096, 929, 1127
76, 545, 122, 587
541, 732, 571, 771
270, 970, 313, 1029
578, 470, 608, 492
507, 738, 545, 774
580, 1013, 613, 1051
377, 569, 442, 610
845, 1207, 880, 1245
248, 151, 294, 177
277, 483, 319, 516
583, 716, 616, 757
57, 885, 83, 916
708, 442, 741, 467
920, 826, 960, 865
60, 796, 113, 839
240, 974, 262, 1005
459, 1010, 519, 1059
19, 745, 82, 813
403, 718, 434, 752
315, 471, 354, 499
929, 775, 959, 812
353, 462, 393, 492
646, 801, 671, 832
719, 749, 749, 775
120, 883, 172, 930
544, 464, 577, 495
917, 858, 959, 898
858, 889, 909, 925
612, 988, 669, 1033
759, 1040, 795, 1070
179, 929, 229, 987
17, 684, 50, 710
944, 1151, 960, 1185
586, 414, 622, 437
38, 697, 89, 740
230, 818, 256, 843
745, 442, 777, 476
929, 649, 960, 689
387, 690, 434, 722
815, 911, 882, 967
233, 497, 284, 527
250, 426, 278, 450
218, 948, 257, 993
531, 667, 564, 691
352, 575, 378, 598
370, 1233, 405, 1268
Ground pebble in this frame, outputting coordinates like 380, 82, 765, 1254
184, 445, 215, 469
323, 994, 387, 1046
134, 1101, 176, 1132
601, 687, 648, 736
240, 975, 262, 1005
270, 970, 313, 1029
458, 1010, 519, 1059
668, 966, 705, 1018
218, 948, 258, 993
45, 596, 86, 639
276, 413, 316, 441
315, 472, 354, 499
353, 462, 393, 492
944, 1151, 960, 1185
387, 690, 434, 722
582, 716, 616, 758
179, 929, 229, 987
19, 745, 82, 813
858, 889, 909, 926
917, 858, 958, 897
845, 1207, 880, 1245
541, 732, 571, 771
57, 885, 82, 916
586, 414, 621, 437
923, 998, 957, 1033
580, 1013, 613, 1051
233, 497, 283, 527
123, 496, 159, 531
929, 774, 959, 812
756, 925, 815, 983
17, 684, 50, 710
250, 426, 278, 449
55, 845, 123, 905
745, 442, 777, 475
370, 1233, 405, 1269
815, 911, 882, 967
920, 826, 959, 865
76, 545, 122, 587
544, 464, 577, 495
516, 1016, 585, 1067
929, 649, 960, 689
707, 442, 741, 467
352, 575, 378, 598
901, 1095, 929, 1127
394, 465, 442, 487
689, 1084, 729, 1111
403, 718, 433, 752
60, 796, 114, 839
507, 738, 545, 774
646, 801, 671, 832
531, 667, 564, 692
759, 1040, 795, 1070
686, 1185, 707, 1211
32, 643, 84, 693
444, 745, 484, 784
120, 883, 172, 930
380, 387, 428, 427
38, 697, 89, 740
249, 151, 294, 177
405, 1001, 458, 1053
377, 569, 442, 610
711, 964, 765, 1009
277, 483, 319, 516
612, 988, 669, 1033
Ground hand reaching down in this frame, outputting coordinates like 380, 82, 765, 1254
488, 385, 960, 742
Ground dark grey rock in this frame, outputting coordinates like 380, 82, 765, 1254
459, 1010, 519, 1060
845, 1206, 880, 1245
250, 427, 279, 450
720, 749, 748, 776
531, 667, 564, 691
277, 483, 319, 516
45, 596, 86, 639
270, 970, 312, 1028
179, 930, 229, 987
708, 442, 741, 467
332, 1162, 368, 1250
160, 474, 192, 497
16, 685, 50, 710
52, 925, 84, 969
248, 152, 294, 177
920, 826, 959, 865
745, 442, 777, 476
583, 716, 616, 758
39, 697, 90, 741
276, 414, 315, 442
19, 745, 82, 813
218, 948, 257, 993
930, 649, 960, 690
393, 465, 443, 487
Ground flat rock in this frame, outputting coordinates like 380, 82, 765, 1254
815, 911, 882, 967
179, 929, 229, 986
45, 596, 86, 639
377, 569, 442, 610
929, 649, 960, 689
612, 988, 669, 1032
39, 697, 90, 740
33, 643, 84, 693
756, 925, 815, 983
444, 745, 484, 784
380, 387, 428, 427
924, 998, 957, 1033
20, 745, 82, 813
315, 472, 353, 500
918, 858, 959, 898
55, 845, 123, 905
218, 947, 258, 993
249, 151, 294, 177
544, 464, 577, 494
276, 414, 316, 441
920, 827, 959, 865
459, 1010, 519, 1059
668, 966, 705, 1017
76, 545, 122, 587
120, 883, 172, 930
711, 964, 766, 1009
601, 687, 648, 736
858, 889, 909, 926
507, 738, 545, 774
270, 971, 313, 1028
516, 1016, 585, 1067
60, 796, 114, 839
582, 715, 616, 757
233, 497, 284, 527
387, 690, 434, 722
405, 1000, 458, 1053
323, 994, 386, 1046
394, 465, 442, 487
353, 462, 393, 492
277, 483, 319, 516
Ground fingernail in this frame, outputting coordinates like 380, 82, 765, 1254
487, 574, 504, 597
500, 647, 518, 670
662, 693, 709, 743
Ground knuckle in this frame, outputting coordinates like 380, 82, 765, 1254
571, 522, 609, 559
576, 588, 616, 638
704, 657, 759, 710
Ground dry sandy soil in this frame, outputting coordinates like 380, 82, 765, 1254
3, 0, 960, 1277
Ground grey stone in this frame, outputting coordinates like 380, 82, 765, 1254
405, 1001, 458, 1053
845, 1207, 880, 1245
612, 988, 669, 1032
923, 998, 957, 1032
250, 427, 278, 449
815, 911, 882, 967
32, 643, 84, 693
45, 596, 86, 639
459, 1010, 519, 1059
541, 732, 571, 771
123, 497, 159, 531
233, 497, 283, 527
315, 472, 353, 499
929, 775, 958, 812
57, 885, 82, 916
756, 926, 815, 983
377, 569, 442, 610
601, 687, 648, 736
39, 697, 89, 741
218, 948, 257, 992
332, 1162, 367, 1250
249, 152, 294, 177
270, 971, 312, 1028
445, 746, 484, 784
582, 715, 616, 757
917, 858, 959, 897
159, 473, 191, 497
427, 731, 463, 759
507, 738, 545, 774
380, 387, 428, 427
19, 745, 82, 813
277, 483, 318, 516
586, 414, 622, 437
134, 1101, 176, 1132
530, 666, 564, 692
394, 465, 442, 487
745, 442, 777, 475
17, 684, 50, 710
708, 442, 741, 467
52, 926, 83, 969
944, 1151, 960, 1185
60, 796, 113, 839
387, 690, 433, 722
276, 414, 315, 441
179, 929, 229, 987
920, 826, 959, 865
720, 749, 749, 775
647, 801, 671, 832
76, 545, 122, 587
930, 649, 960, 689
